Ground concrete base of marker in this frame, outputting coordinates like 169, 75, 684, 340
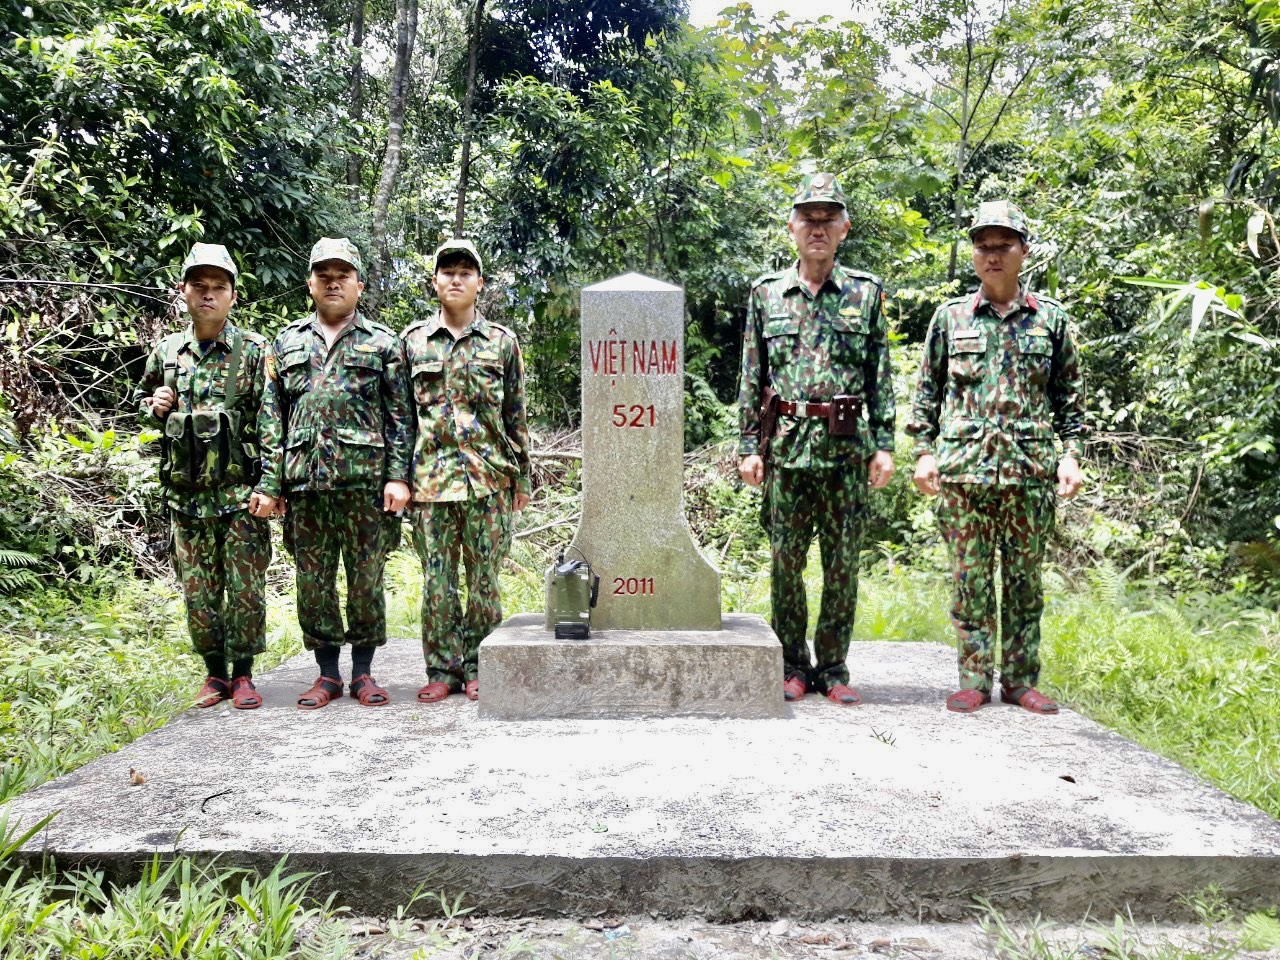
477, 612, 783, 720
7, 638, 1280, 922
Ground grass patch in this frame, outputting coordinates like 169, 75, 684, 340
0, 555, 302, 805
1042, 576, 1280, 819
980, 891, 1274, 958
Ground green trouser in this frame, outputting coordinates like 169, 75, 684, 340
171, 508, 270, 661
411, 488, 514, 688
766, 462, 868, 692
937, 482, 1057, 692
286, 489, 401, 652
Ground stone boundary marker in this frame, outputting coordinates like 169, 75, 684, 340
568, 271, 719, 631
483, 273, 781, 719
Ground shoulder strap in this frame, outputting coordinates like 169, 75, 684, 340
162, 335, 182, 392
223, 326, 244, 411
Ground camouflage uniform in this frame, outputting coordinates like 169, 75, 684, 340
403, 286, 530, 688
260, 271, 413, 652
906, 202, 1086, 694
136, 248, 279, 663
738, 175, 896, 692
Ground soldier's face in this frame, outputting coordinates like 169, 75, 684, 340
308, 261, 364, 319
181, 267, 237, 324
434, 260, 484, 311
971, 227, 1027, 289
788, 203, 850, 262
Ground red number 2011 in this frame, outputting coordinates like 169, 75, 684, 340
612, 577, 655, 596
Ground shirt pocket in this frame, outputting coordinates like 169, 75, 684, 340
828, 312, 870, 365
1016, 332, 1053, 386
1012, 418, 1056, 480
335, 425, 385, 479
936, 417, 986, 477
411, 360, 445, 409
763, 313, 800, 370
345, 350, 383, 396
284, 423, 314, 481
469, 348, 504, 404
278, 346, 311, 397
947, 331, 987, 383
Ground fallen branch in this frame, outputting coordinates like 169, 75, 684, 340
515, 513, 580, 540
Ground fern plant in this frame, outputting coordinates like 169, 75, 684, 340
0, 550, 40, 595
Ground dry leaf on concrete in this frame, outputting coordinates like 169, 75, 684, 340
799, 932, 834, 944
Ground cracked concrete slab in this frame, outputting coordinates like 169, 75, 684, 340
6, 638, 1279, 921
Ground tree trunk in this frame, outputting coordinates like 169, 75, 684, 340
366, 0, 418, 314
346, 0, 366, 210
453, 0, 486, 237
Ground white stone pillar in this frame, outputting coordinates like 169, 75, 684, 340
570, 273, 721, 631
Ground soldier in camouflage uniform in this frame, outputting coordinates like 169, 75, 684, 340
138, 243, 280, 710
907, 201, 1085, 714
738, 174, 896, 705
259, 237, 413, 709
403, 239, 530, 703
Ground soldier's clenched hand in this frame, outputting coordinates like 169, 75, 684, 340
912, 454, 941, 496
383, 480, 411, 513
248, 492, 277, 518
147, 386, 177, 418
738, 455, 765, 488
868, 450, 894, 489
1056, 456, 1082, 500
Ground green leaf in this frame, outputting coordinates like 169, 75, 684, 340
1232, 331, 1271, 350
1116, 276, 1187, 291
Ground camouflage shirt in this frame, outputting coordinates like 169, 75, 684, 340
137, 321, 280, 519
738, 262, 896, 467
906, 287, 1086, 485
260, 312, 413, 496
402, 310, 531, 503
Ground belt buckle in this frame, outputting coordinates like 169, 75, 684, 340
794, 401, 809, 417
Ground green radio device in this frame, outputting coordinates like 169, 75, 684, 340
545, 547, 599, 639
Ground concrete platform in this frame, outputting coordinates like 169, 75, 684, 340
478, 612, 784, 720
6, 638, 1280, 921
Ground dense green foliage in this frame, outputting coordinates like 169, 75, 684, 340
5, 0, 1280, 585
1, 4, 1278, 941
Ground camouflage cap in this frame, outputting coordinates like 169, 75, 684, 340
308, 236, 363, 275
181, 242, 238, 284
968, 200, 1030, 241
433, 237, 483, 275
791, 172, 847, 210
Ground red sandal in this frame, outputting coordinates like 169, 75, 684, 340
349, 674, 390, 706
464, 679, 479, 701
297, 676, 343, 710
417, 681, 451, 703
195, 676, 230, 709
1000, 685, 1059, 714
826, 683, 861, 705
946, 688, 991, 713
230, 676, 262, 710
783, 675, 807, 702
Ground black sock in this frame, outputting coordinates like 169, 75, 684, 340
351, 645, 374, 678
315, 646, 341, 680
231, 657, 253, 679
203, 655, 228, 681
